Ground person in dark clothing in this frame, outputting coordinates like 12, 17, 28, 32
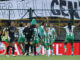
6, 22, 16, 56
23, 23, 34, 55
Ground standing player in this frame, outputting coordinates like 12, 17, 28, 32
42, 27, 50, 56
17, 23, 25, 55
6, 22, 16, 56
32, 25, 41, 55
56, 22, 80, 55
63, 23, 76, 55
23, 23, 33, 56
40, 17, 49, 55
48, 24, 57, 55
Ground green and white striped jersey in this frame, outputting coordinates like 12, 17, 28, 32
34, 28, 39, 41
63, 25, 75, 36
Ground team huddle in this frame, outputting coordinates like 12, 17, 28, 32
1, 19, 80, 56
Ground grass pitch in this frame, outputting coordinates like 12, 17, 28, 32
0, 55, 80, 60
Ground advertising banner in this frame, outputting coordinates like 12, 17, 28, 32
0, 42, 80, 55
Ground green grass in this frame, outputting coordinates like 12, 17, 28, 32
0, 55, 80, 60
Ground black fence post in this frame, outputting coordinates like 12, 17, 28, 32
28, 8, 34, 22
9, 9, 10, 21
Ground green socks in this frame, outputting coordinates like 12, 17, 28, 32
64, 45, 66, 49
72, 48, 73, 52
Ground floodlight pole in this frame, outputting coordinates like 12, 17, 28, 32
28, 8, 34, 22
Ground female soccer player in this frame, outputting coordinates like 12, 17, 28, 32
17, 23, 25, 55
56, 22, 80, 55
48, 24, 57, 55
32, 25, 41, 55
42, 27, 50, 56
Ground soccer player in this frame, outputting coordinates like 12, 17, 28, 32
56, 22, 80, 55
32, 24, 41, 55
64, 23, 76, 55
6, 22, 16, 56
48, 24, 57, 55
42, 27, 50, 56
17, 23, 25, 55
40, 19, 49, 55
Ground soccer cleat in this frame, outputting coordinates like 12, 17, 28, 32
24, 53, 27, 56
48, 54, 50, 57
29, 53, 34, 56
6, 55, 9, 57
31, 53, 34, 56
37, 53, 41, 56
12, 55, 16, 57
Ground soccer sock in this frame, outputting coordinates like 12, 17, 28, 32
25, 44, 27, 53
71, 47, 73, 52
31, 45, 33, 53
40, 45, 42, 49
37, 47, 40, 54
12, 46, 15, 54
48, 47, 50, 56
21, 49, 23, 53
39, 45, 42, 54
64, 45, 66, 50
21, 44, 24, 50
34, 45, 36, 55
42, 46, 45, 55
7, 46, 10, 55
26, 44, 29, 55
51, 48, 53, 53
36, 47, 39, 54
46, 47, 49, 55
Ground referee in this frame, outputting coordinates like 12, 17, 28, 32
23, 23, 34, 55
